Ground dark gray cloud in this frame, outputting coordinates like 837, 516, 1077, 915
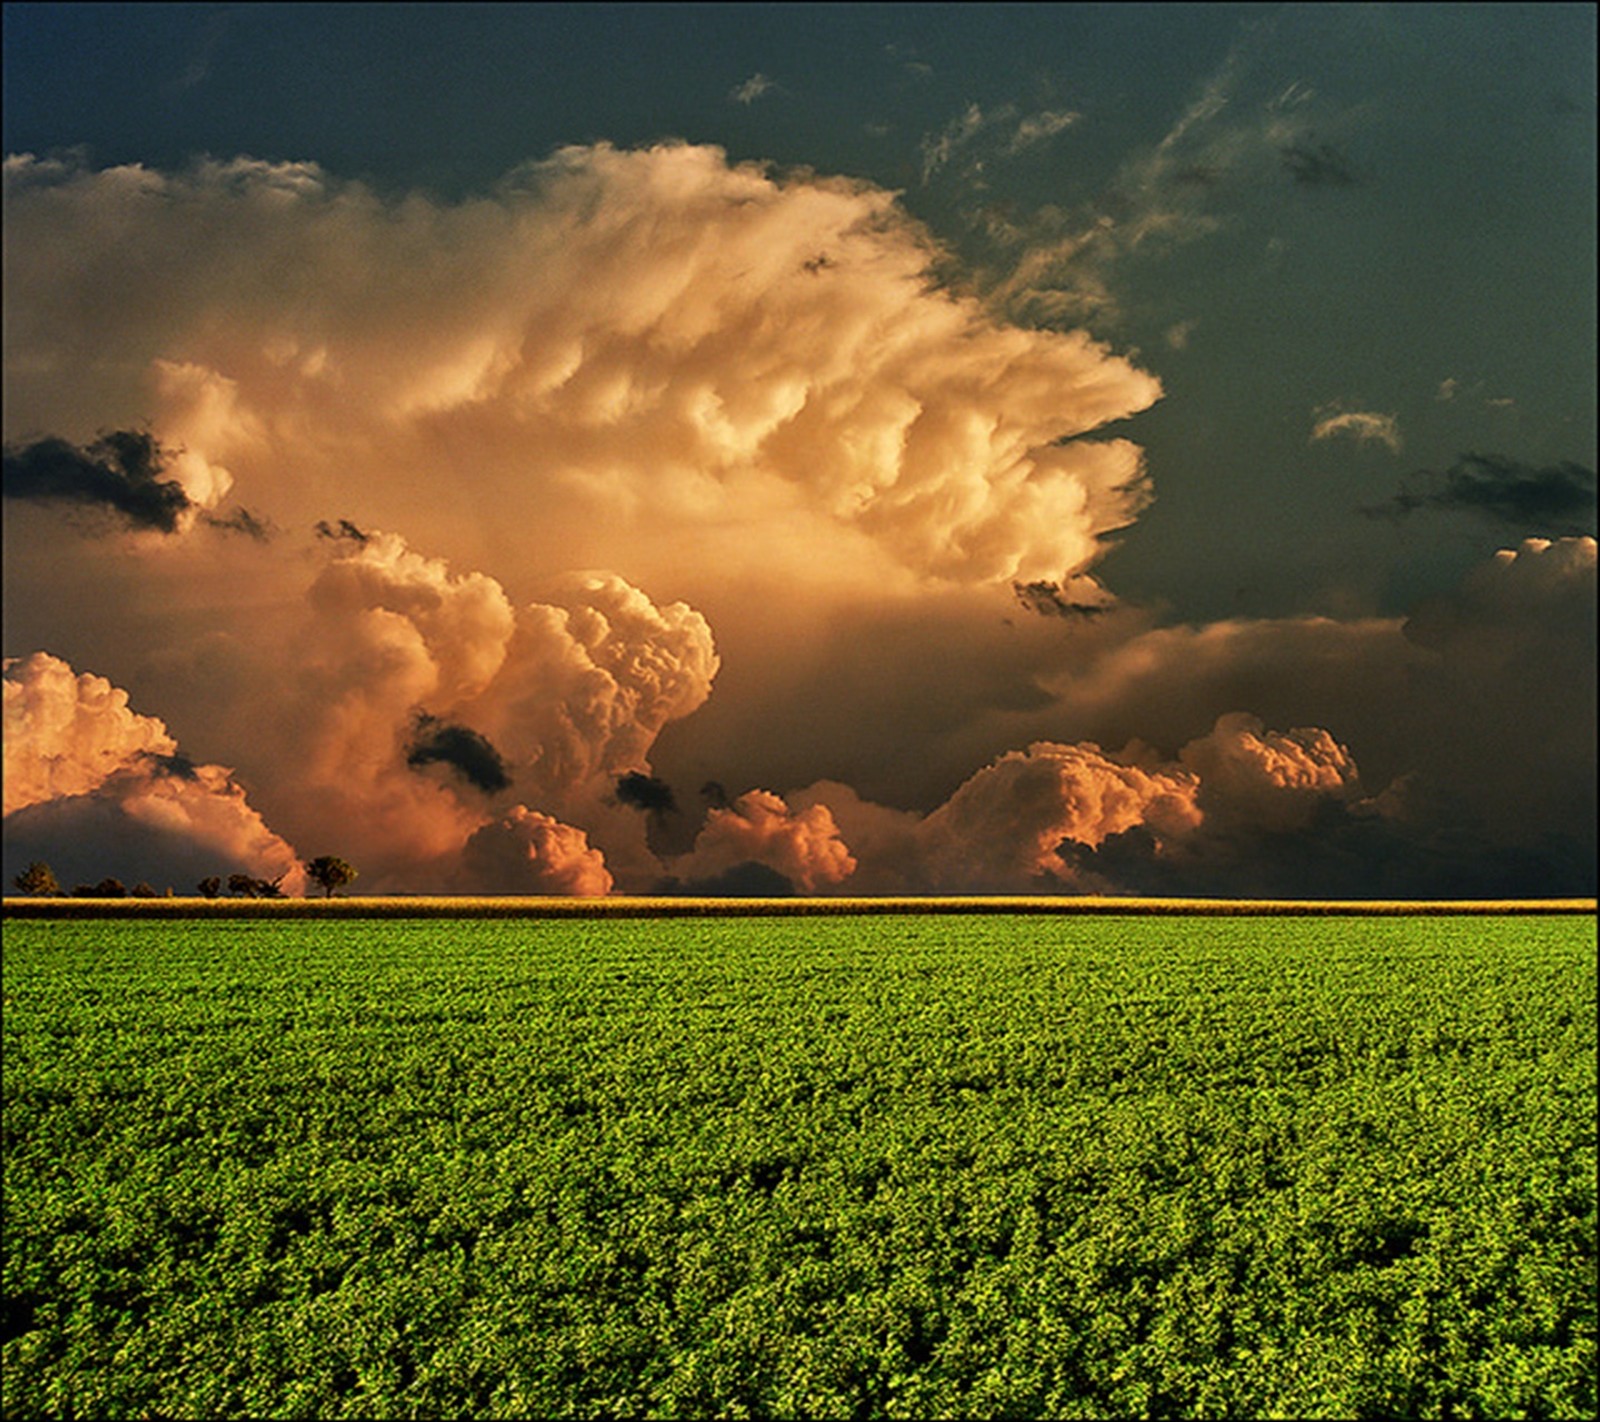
1363, 454, 1596, 534
314, 518, 372, 544
202, 506, 275, 541
1279, 140, 1358, 187
657, 860, 797, 897
1058, 801, 1595, 900
405, 713, 511, 794
146, 752, 201, 781
2, 430, 193, 532
616, 771, 678, 815
1013, 580, 1111, 618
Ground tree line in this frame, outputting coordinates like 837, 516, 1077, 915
12, 857, 358, 899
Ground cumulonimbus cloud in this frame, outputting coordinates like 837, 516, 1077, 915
4, 144, 1593, 899
241, 531, 719, 891
3, 145, 1162, 593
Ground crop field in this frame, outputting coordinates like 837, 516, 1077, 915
3, 913, 1595, 1419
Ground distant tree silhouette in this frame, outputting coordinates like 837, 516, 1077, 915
93, 878, 127, 898
131, 882, 158, 898
227, 873, 286, 899
197, 876, 222, 899
12, 861, 61, 896
304, 855, 357, 898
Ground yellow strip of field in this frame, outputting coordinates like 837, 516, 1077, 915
3, 895, 1595, 918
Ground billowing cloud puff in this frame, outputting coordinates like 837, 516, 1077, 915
3, 651, 176, 814
788, 779, 925, 894
260, 533, 516, 877
456, 805, 613, 896
787, 713, 1378, 896
1179, 711, 1360, 832
307, 529, 516, 709
2, 145, 1161, 592
477, 572, 720, 798
914, 741, 1203, 891
2, 653, 303, 893
1405, 535, 1597, 654
1395, 536, 1597, 847
672, 789, 856, 893
241, 533, 716, 890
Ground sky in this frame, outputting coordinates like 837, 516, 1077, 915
3, 1, 1595, 897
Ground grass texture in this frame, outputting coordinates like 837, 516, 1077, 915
3, 913, 1595, 1418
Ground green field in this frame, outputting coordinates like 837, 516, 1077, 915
3, 914, 1595, 1419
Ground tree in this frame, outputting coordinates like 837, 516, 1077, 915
12, 861, 61, 896
304, 855, 357, 899
197, 876, 222, 899
131, 882, 158, 898
93, 878, 127, 898
227, 872, 285, 899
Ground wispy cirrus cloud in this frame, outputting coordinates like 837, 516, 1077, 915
918, 102, 1081, 184
952, 29, 1372, 330
729, 72, 774, 105
1311, 407, 1402, 453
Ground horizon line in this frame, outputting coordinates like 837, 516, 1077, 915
4, 894, 1595, 919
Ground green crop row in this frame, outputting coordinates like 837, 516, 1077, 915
3, 914, 1595, 1418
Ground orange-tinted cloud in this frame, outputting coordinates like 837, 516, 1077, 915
456, 805, 613, 896
915, 741, 1202, 890
3, 651, 176, 814
2, 652, 303, 892
3, 146, 1161, 596
672, 788, 856, 892
246, 535, 717, 890
1179, 711, 1360, 832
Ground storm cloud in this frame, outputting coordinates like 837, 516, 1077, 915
406, 712, 512, 795
1279, 140, 1359, 187
2, 429, 193, 532
1365, 454, 1597, 534
3, 137, 1594, 899
615, 771, 678, 815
